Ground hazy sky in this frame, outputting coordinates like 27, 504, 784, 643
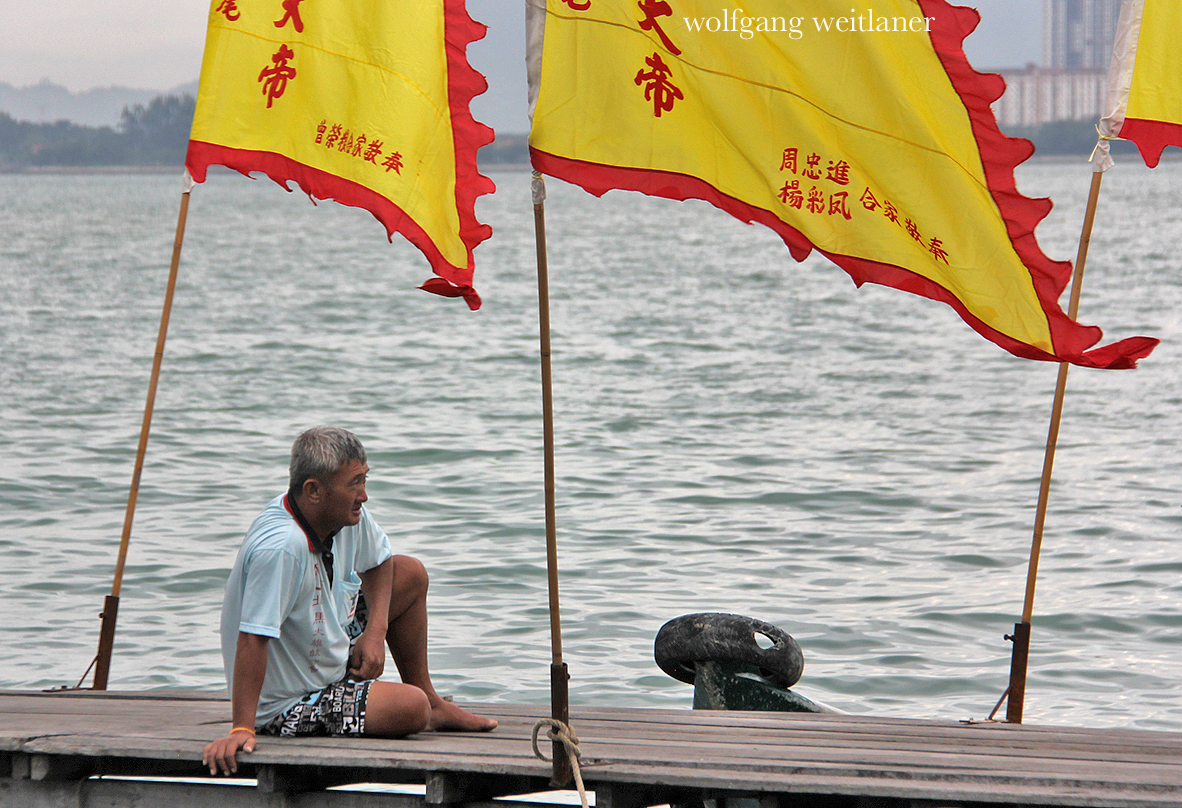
0, 1, 1042, 134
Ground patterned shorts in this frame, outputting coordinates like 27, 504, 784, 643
259, 678, 373, 737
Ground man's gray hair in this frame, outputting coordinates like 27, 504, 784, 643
289, 426, 367, 493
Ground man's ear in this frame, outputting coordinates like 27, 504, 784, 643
302, 477, 324, 503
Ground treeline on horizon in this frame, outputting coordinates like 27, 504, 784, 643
0, 93, 1140, 171
0, 94, 198, 169
0, 92, 530, 171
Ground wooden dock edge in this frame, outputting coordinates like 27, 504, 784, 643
3, 691, 1182, 808
6, 748, 1182, 808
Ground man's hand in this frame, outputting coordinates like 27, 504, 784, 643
353, 557, 392, 681
202, 729, 256, 775
208, 632, 269, 775
348, 628, 386, 680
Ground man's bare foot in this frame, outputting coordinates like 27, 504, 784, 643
427, 697, 497, 732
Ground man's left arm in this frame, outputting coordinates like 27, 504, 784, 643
349, 555, 392, 679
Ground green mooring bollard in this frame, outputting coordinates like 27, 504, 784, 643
691, 659, 835, 713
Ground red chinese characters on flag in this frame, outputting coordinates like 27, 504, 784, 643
929, 238, 949, 264
780, 148, 797, 173
637, 0, 682, 55
829, 191, 851, 220
806, 187, 824, 214
275, 0, 306, 32
631, 0, 685, 115
314, 118, 404, 174
778, 145, 950, 263
778, 180, 802, 208
259, 44, 297, 108
383, 152, 404, 174
802, 152, 822, 180
257, 0, 306, 108
827, 160, 850, 185
634, 53, 683, 117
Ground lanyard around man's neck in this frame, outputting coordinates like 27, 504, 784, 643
283, 492, 339, 588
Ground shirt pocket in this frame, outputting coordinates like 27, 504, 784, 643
335, 572, 363, 624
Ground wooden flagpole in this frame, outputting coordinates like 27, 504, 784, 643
89, 176, 193, 690
532, 171, 572, 786
1004, 168, 1105, 723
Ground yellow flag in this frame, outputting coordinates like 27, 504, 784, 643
528, 0, 1157, 367
1099, 0, 1182, 169
187, 0, 494, 309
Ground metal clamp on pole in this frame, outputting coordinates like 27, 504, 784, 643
1005, 622, 1031, 723
550, 662, 572, 788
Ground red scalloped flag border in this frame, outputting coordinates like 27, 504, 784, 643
1119, 117, 1182, 169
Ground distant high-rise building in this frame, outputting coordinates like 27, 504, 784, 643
1044, 0, 1122, 69
992, 65, 1107, 128
992, 0, 1122, 128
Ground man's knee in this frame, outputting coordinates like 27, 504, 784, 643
392, 554, 428, 596
364, 682, 430, 736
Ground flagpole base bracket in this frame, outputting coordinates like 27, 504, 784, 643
92, 595, 120, 691
1005, 621, 1031, 724
550, 662, 572, 788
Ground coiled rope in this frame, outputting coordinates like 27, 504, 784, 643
531, 718, 588, 808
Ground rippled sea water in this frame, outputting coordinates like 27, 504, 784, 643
1, 159, 1179, 730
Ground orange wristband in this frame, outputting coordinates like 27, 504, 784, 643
231, 726, 256, 736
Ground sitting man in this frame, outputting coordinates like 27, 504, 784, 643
204, 426, 496, 775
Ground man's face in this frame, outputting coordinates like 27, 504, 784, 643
317, 458, 369, 532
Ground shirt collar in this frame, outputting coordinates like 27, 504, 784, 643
283, 491, 339, 554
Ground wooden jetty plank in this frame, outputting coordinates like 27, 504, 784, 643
24, 688, 1160, 763
565, 714, 1182, 760
8, 691, 1174, 759
532, 705, 1182, 769
4, 689, 1177, 774
568, 701, 1177, 746
33, 728, 1173, 800
585, 762, 1182, 808
571, 703, 1182, 749
522, 708, 1182, 785
3, 691, 1181, 808
7, 692, 1180, 771
570, 726, 1181, 767
563, 719, 1182, 768
577, 748, 1182, 792
570, 735, 1182, 780
1, 777, 583, 808
569, 732, 1182, 774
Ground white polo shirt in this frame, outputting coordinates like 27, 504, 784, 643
219, 494, 393, 725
